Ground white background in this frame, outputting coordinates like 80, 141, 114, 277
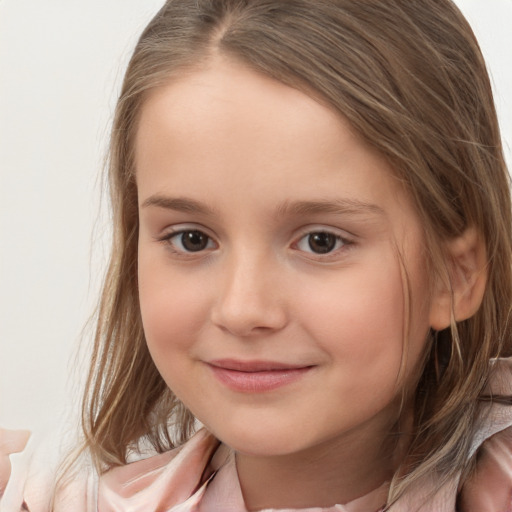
1, 1, 511, 435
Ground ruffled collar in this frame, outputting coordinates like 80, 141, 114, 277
98, 429, 387, 512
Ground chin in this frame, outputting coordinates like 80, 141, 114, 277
206, 424, 308, 457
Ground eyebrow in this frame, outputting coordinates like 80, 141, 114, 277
141, 194, 385, 218
275, 198, 385, 218
140, 195, 217, 215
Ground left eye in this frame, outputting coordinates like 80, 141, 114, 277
165, 230, 215, 253
296, 231, 346, 254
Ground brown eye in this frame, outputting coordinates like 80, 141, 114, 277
307, 232, 337, 254
162, 229, 215, 253
295, 230, 347, 256
179, 230, 210, 252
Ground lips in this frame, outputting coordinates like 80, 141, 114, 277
207, 359, 314, 392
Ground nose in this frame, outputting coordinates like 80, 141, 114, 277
210, 250, 288, 337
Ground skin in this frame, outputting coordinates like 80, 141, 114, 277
135, 56, 483, 510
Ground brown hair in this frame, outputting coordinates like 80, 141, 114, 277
81, 0, 512, 502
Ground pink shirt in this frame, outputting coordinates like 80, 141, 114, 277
99, 429, 389, 512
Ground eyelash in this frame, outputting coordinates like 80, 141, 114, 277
158, 229, 217, 255
293, 230, 352, 258
157, 227, 353, 259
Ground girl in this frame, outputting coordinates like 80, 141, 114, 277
2, 1, 512, 511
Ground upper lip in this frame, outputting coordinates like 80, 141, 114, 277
208, 359, 313, 372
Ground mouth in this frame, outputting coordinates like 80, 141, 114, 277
206, 359, 314, 393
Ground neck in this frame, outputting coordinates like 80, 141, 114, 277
235, 421, 405, 511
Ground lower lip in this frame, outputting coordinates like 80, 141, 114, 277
208, 365, 313, 393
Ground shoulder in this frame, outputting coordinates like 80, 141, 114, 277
471, 357, 512, 454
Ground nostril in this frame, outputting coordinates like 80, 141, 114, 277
210, 295, 287, 337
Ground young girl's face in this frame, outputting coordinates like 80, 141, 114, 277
136, 57, 437, 459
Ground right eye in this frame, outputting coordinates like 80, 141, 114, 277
296, 231, 344, 254
162, 229, 216, 253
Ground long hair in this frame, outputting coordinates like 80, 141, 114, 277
81, 0, 512, 502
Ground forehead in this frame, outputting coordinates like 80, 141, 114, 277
135, 57, 419, 237
135, 57, 351, 170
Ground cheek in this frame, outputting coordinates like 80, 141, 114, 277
300, 261, 405, 355
295, 254, 430, 392
138, 256, 210, 360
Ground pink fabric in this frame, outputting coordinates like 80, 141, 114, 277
0, 428, 96, 512
98, 429, 219, 512
98, 430, 388, 512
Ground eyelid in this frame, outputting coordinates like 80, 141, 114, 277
157, 222, 214, 238
156, 224, 218, 255
291, 225, 355, 259
293, 224, 355, 241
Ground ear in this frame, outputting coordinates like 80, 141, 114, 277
429, 227, 487, 331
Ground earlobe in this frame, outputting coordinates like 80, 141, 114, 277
429, 227, 487, 331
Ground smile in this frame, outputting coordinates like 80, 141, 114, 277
207, 359, 314, 393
